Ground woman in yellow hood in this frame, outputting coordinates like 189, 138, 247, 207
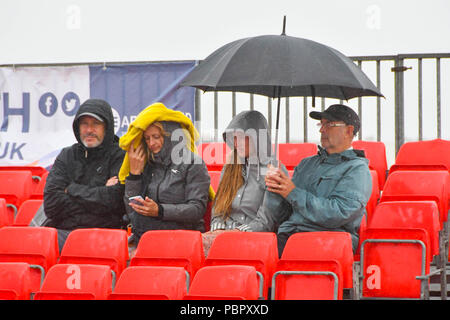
119, 103, 212, 244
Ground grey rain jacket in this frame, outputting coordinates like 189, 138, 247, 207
43, 99, 126, 230
268, 146, 372, 251
210, 110, 289, 232
124, 121, 210, 241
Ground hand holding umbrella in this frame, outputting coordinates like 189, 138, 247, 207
265, 164, 296, 198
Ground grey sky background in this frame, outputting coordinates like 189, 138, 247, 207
1, 0, 449, 166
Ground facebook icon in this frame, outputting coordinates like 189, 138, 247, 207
39, 92, 58, 117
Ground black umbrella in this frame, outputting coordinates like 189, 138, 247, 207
181, 17, 383, 159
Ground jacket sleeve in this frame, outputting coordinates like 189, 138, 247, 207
286, 162, 372, 229
43, 150, 87, 221
159, 162, 210, 224
240, 164, 291, 232
64, 150, 125, 215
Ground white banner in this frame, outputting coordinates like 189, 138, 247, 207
0, 66, 90, 167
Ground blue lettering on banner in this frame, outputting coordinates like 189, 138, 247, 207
0, 142, 26, 160
1, 92, 30, 132
39, 92, 58, 117
61, 91, 80, 116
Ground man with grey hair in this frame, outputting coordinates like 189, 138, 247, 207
265, 104, 372, 256
43, 99, 126, 250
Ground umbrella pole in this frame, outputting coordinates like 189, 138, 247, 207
273, 87, 281, 167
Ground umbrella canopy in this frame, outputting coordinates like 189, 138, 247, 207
181, 34, 383, 100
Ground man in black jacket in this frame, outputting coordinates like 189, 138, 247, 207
43, 99, 126, 250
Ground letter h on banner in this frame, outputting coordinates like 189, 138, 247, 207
1, 93, 30, 132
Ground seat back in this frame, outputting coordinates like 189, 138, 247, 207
34, 264, 113, 300
0, 262, 34, 300
0, 171, 33, 211
391, 139, 450, 173
368, 201, 440, 259
272, 259, 343, 300
0, 226, 59, 292
209, 170, 221, 192
13, 199, 43, 226
59, 228, 129, 277
380, 170, 450, 227
281, 231, 354, 289
30, 171, 49, 199
366, 170, 380, 219
197, 142, 230, 171
352, 140, 388, 190
184, 265, 260, 300
108, 266, 187, 300
360, 228, 430, 299
204, 231, 278, 299
277, 143, 317, 171
0, 198, 13, 227
129, 230, 205, 279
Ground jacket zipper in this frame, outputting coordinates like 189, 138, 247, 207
155, 167, 168, 203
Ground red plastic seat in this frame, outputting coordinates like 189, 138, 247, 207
389, 139, 450, 174
280, 232, 354, 291
203, 231, 278, 299
368, 201, 440, 261
0, 227, 58, 292
209, 170, 221, 192
108, 266, 188, 300
34, 264, 113, 300
58, 228, 129, 278
359, 228, 431, 299
30, 171, 48, 200
366, 170, 380, 220
277, 143, 317, 171
0, 262, 35, 300
0, 171, 34, 213
352, 140, 388, 190
380, 170, 450, 228
0, 198, 14, 227
184, 265, 260, 300
271, 259, 343, 300
129, 230, 204, 282
197, 142, 230, 171
13, 199, 43, 226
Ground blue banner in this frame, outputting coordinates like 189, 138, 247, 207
89, 61, 196, 137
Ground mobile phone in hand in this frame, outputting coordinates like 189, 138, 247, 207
129, 195, 144, 205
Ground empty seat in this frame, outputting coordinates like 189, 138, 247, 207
0, 171, 34, 213
280, 232, 354, 292
30, 171, 48, 200
359, 228, 432, 299
129, 230, 204, 282
13, 199, 43, 226
389, 139, 450, 174
108, 266, 187, 300
203, 231, 278, 299
380, 170, 450, 228
368, 201, 441, 261
352, 140, 388, 190
366, 170, 380, 220
184, 265, 261, 300
277, 143, 317, 171
34, 264, 113, 300
0, 262, 35, 300
0, 198, 13, 227
271, 259, 343, 300
197, 142, 230, 171
58, 228, 129, 278
0, 226, 59, 292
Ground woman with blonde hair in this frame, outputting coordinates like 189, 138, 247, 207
119, 103, 211, 245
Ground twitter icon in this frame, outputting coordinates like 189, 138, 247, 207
62, 92, 80, 116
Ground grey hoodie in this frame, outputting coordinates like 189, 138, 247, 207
210, 110, 288, 232
124, 121, 210, 242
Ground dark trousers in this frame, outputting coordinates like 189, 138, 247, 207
277, 232, 295, 258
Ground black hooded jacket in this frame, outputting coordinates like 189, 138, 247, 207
43, 99, 126, 230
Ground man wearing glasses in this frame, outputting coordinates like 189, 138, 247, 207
265, 104, 372, 256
